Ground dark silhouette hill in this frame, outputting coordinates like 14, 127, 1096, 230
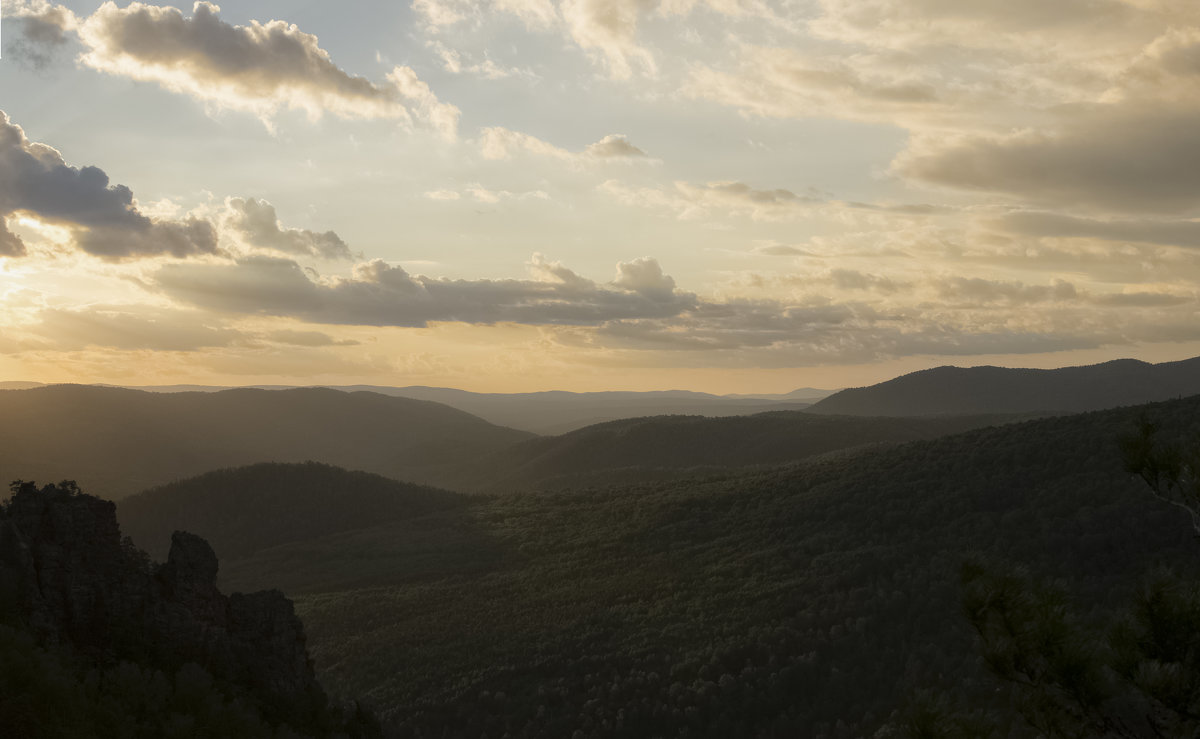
210, 394, 1200, 737
0, 384, 532, 499
808, 356, 1200, 416
119, 462, 466, 560
0, 481, 379, 736
458, 410, 1031, 491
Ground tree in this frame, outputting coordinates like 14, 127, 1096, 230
910, 418, 1200, 739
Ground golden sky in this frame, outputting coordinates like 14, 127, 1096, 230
1, 0, 1199, 392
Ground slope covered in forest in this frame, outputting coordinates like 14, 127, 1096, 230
203, 394, 1200, 737
119, 462, 466, 560
460, 410, 1030, 491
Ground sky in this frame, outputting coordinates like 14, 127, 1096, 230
0, 0, 1199, 393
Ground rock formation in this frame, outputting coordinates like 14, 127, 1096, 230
0, 480, 327, 726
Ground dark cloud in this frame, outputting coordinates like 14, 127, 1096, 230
933, 276, 1078, 305
992, 211, 1200, 248
226, 198, 353, 260
0, 220, 26, 257
0, 110, 218, 259
899, 107, 1200, 214
153, 254, 696, 327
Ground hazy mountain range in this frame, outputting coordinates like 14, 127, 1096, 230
5, 355, 1198, 500
0, 381, 832, 434
0, 384, 530, 499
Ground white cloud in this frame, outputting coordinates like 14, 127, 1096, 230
67, 2, 456, 136
223, 198, 354, 260
479, 127, 651, 162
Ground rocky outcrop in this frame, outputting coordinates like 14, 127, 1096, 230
0, 481, 327, 724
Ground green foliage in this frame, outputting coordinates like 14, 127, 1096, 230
923, 415, 1200, 739
468, 411, 1028, 492
1121, 415, 1200, 534
0, 625, 290, 738
953, 564, 1200, 739
118, 462, 465, 560
209, 394, 1200, 738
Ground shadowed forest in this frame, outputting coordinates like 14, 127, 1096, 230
4, 357, 1200, 737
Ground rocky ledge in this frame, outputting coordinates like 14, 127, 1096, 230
0, 480, 327, 725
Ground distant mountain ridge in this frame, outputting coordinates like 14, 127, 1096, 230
105, 384, 834, 434
808, 356, 1200, 416
0, 385, 531, 499
459, 410, 1033, 491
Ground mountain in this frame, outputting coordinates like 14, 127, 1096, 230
459, 410, 1031, 491
720, 387, 833, 401
110, 382, 833, 434
0, 384, 532, 499
119, 462, 466, 560
205, 394, 1200, 737
0, 381, 42, 390
808, 356, 1200, 416
0, 481, 379, 736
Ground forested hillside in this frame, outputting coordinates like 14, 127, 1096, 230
0, 385, 532, 499
809, 356, 1200, 416
119, 462, 466, 560
203, 394, 1200, 738
460, 411, 1030, 491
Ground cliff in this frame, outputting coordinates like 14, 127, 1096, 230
0, 480, 330, 729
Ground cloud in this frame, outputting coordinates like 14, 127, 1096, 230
414, 0, 655, 78
560, 0, 655, 78
810, 0, 1136, 50
224, 198, 353, 260
898, 106, 1200, 214
34, 306, 242, 351
829, 268, 904, 293
753, 244, 812, 256
684, 47, 945, 125
612, 256, 676, 299
0, 110, 218, 259
479, 127, 573, 161
262, 329, 360, 347
584, 134, 647, 158
933, 276, 1079, 305
428, 40, 535, 80
153, 253, 695, 327
1, 0, 77, 69
72, 2, 456, 135
479, 127, 650, 162
991, 211, 1200, 248
601, 179, 823, 220
386, 66, 461, 140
